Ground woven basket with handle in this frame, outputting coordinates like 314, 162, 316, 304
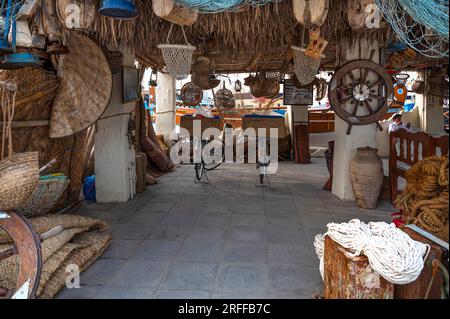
0, 80, 39, 210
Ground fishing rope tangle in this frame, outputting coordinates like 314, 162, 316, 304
314, 219, 431, 285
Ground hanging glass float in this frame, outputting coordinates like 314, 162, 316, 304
99, 0, 138, 19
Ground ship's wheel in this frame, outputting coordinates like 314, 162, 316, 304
0, 211, 42, 299
329, 52, 393, 134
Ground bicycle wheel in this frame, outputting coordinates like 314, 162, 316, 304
195, 163, 204, 182
204, 139, 225, 171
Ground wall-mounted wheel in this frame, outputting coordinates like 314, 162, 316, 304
329, 59, 393, 134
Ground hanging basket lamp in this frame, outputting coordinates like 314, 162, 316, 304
99, 0, 138, 19
158, 23, 196, 80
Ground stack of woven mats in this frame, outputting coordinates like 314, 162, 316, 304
0, 214, 111, 299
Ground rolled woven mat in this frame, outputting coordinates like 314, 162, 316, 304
0, 214, 108, 243
0, 214, 110, 299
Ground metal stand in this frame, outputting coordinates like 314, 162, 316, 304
194, 164, 210, 184
256, 162, 271, 187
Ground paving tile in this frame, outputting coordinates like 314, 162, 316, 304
107, 260, 167, 289
228, 226, 265, 243
231, 214, 266, 228
56, 286, 101, 299
176, 241, 224, 262
95, 288, 155, 299
186, 225, 228, 242
140, 202, 175, 212
195, 213, 232, 227
202, 203, 234, 215
215, 263, 269, 292
81, 258, 125, 286
128, 212, 165, 225
160, 212, 199, 226
266, 226, 306, 244
268, 243, 316, 267
222, 242, 267, 263
268, 264, 322, 296
234, 203, 265, 215
113, 221, 154, 240
131, 240, 181, 262
266, 214, 303, 228
102, 239, 141, 259
161, 262, 218, 290
153, 290, 211, 299
147, 225, 191, 241
211, 291, 269, 299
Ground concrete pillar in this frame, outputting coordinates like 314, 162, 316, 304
155, 72, 176, 144
332, 40, 380, 201
94, 43, 136, 203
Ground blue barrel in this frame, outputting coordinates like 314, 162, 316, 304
0, 52, 41, 70
83, 175, 96, 201
99, 0, 138, 19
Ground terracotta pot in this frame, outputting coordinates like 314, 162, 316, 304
350, 147, 383, 209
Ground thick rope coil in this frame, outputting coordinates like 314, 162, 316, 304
314, 219, 430, 285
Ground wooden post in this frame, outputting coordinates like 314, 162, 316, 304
323, 236, 394, 299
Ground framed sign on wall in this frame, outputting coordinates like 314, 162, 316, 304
122, 66, 140, 104
283, 79, 313, 105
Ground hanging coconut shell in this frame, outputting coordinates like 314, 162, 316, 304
192, 56, 213, 75
191, 72, 220, 90
244, 75, 256, 86
250, 72, 280, 99
215, 83, 235, 109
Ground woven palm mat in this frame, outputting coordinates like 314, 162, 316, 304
0, 214, 111, 299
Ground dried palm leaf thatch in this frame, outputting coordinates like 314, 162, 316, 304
86, 0, 387, 72
0, 68, 59, 122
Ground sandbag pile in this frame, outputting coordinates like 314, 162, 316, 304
0, 214, 111, 299
395, 155, 449, 242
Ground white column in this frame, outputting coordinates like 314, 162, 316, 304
332, 39, 380, 201
155, 72, 176, 144
94, 43, 136, 203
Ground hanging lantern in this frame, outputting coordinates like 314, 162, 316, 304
234, 79, 242, 92
99, 0, 138, 19
149, 69, 158, 87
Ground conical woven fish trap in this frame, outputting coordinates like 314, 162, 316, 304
291, 45, 322, 85
158, 24, 196, 80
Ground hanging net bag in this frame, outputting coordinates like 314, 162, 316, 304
291, 28, 327, 86
158, 23, 196, 80
291, 46, 322, 85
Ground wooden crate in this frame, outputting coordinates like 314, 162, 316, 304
394, 227, 447, 299
324, 236, 394, 299
179, 116, 223, 137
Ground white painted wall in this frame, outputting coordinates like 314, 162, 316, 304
94, 43, 137, 203
332, 39, 380, 201
155, 72, 176, 144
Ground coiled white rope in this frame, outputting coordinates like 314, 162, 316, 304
314, 219, 430, 285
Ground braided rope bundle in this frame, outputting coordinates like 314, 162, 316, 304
395, 155, 449, 241
314, 220, 430, 285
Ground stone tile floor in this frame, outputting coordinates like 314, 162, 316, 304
56, 160, 395, 299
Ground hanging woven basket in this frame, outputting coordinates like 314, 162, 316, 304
158, 24, 196, 80
291, 45, 322, 86
0, 81, 39, 211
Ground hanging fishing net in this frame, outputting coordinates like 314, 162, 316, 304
291, 46, 321, 86
375, 0, 448, 59
158, 24, 196, 80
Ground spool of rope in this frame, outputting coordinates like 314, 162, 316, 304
315, 219, 430, 285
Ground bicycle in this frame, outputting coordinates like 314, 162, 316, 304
193, 137, 225, 183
